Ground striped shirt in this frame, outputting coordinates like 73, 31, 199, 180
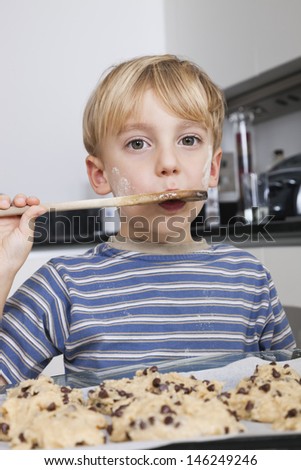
1, 241, 296, 384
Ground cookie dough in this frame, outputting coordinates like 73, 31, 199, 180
109, 393, 245, 442
10, 403, 107, 449
2, 361, 301, 448
221, 361, 301, 428
87, 365, 223, 415
0, 374, 106, 448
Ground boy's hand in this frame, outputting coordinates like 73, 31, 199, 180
0, 194, 46, 274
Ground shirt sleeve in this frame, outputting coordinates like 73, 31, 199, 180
1, 261, 71, 384
259, 268, 296, 351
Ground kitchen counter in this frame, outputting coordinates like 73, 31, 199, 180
191, 217, 301, 248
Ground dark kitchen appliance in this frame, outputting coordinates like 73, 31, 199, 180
260, 153, 301, 219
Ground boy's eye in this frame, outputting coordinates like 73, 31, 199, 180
180, 135, 200, 146
127, 139, 147, 150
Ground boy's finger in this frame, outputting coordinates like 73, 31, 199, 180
0, 195, 11, 209
26, 196, 41, 206
19, 205, 47, 236
13, 194, 28, 207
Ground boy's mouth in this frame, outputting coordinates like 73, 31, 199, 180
158, 199, 186, 211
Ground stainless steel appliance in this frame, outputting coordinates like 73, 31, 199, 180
260, 153, 301, 219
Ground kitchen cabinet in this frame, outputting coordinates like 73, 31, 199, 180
247, 245, 301, 347
246, 246, 301, 308
164, 0, 301, 89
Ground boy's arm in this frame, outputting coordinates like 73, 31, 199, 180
0, 194, 46, 319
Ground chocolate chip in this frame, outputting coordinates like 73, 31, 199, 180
114, 404, 129, 417
139, 420, 147, 429
228, 409, 239, 420
283, 364, 290, 369
19, 433, 26, 442
62, 394, 69, 404
117, 390, 133, 398
285, 408, 298, 418
98, 389, 109, 399
152, 378, 161, 387
272, 368, 281, 379
237, 387, 249, 395
245, 400, 254, 412
107, 425, 113, 435
207, 384, 215, 392
224, 426, 230, 434
160, 405, 173, 414
21, 385, 31, 393
259, 383, 271, 393
0, 423, 9, 434
149, 366, 158, 373
269, 361, 277, 366
149, 417, 155, 425
60, 387, 72, 394
47, 402, 56, 412
88, 406, 97, 412
164, 416, 174, 425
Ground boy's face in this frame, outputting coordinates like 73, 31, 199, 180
87, 89, 222, 243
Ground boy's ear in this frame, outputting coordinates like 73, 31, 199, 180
86, 155, 112, 195
208, 148, 222, 188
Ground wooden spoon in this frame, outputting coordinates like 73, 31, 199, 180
0, 189, 207, 217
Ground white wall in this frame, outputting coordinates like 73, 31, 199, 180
164, 0, 301, 89
0, 0, 166, 202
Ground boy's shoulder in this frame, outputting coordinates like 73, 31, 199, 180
209, 243, 266, 269
46, 243, 108, 267
210, 242, 259, 258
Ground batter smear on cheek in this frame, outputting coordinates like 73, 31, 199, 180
111, 167, 134, 196
201, 145, 213, 190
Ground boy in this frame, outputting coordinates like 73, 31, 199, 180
0, 55, 296, 385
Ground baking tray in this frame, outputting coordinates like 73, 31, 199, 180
1, 350, 301, 450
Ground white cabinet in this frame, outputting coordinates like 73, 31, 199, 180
247, 245, 301, 347
164, 0, 301, 88
246, 246, 301, 308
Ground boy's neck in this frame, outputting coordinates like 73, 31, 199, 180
108, 234, 209, 255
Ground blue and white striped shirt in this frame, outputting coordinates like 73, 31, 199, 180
1, 241, 296, 384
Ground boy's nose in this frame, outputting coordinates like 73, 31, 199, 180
155, 150, 180, 176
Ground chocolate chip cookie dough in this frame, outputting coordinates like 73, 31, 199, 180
0, 375, 106, 448
221, 362, 301, 430
1, 361, 301, 448
87, 365, 223, 415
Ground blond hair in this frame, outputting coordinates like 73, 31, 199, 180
83, 54, 225, 156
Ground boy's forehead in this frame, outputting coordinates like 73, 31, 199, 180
119, 119, 208, 134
